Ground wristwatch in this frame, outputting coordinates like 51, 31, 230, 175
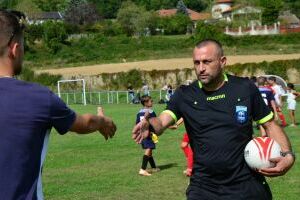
281, 151, 296, 159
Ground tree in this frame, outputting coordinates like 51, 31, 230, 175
42, 21, 67, 53
117, 1, 152, 36
260, 0, 283, 25
184, 0, 207, 12
283, 0, 300, 17
157, 14, 192, 35
194, 21, 229, 44
88, 0, 122, 19
65, 0, 101, 25
133, 0, 176, 10
25, 24, 44, 45
32, 0, 67, 11
0, 0, 18, 9
176, 0, 188, 15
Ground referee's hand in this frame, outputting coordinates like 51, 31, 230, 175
259, 154, 295, 177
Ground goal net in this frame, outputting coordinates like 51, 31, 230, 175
57, 79, 86, 105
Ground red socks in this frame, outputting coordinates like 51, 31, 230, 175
278, 113, 287, 126
182, 146, 193, 170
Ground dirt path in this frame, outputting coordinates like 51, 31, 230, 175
37, 54, 300, 77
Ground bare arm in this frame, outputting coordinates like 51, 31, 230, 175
270, 100, 278, 120
259, 120, 295, 176
150, 112, 176, 135
168, 117, 184, 129
293, 91, 300, 97
132, 112, 175, 143
69, 107, 117, 140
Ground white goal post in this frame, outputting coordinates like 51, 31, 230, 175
57, 79, 87, 105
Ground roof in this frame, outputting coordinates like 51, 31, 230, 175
278, 15, 300, 24
216, 0, 234, 4
279, 12, 300, 24
158, 9, 177, 17
187, 9, 211, 21
28, 12, 63, 20
158, 9, 210, 21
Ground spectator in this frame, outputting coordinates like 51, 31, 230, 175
165, 84, 173, 102
142, 82, 150, 96
286, 83, 300, 127
127, 84, 135, 104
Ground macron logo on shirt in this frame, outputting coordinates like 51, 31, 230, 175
207, 94, 226, 101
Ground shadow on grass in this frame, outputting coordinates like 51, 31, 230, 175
158, 163, 178, 171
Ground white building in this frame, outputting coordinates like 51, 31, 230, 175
27, 12, 63, 25
212, 0, 234, 19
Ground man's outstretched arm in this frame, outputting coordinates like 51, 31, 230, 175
70, 107, 117, 140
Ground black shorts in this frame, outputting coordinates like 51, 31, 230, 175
186, 176, 272, 200
141, 137, 155, 149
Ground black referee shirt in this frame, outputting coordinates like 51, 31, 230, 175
164, 74, 273, 186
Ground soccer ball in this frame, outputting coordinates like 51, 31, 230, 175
244, 137, 281, 170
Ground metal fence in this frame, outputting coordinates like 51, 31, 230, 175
58, 90, 173, 105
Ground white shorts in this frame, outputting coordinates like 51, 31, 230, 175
287, 100, 296, 110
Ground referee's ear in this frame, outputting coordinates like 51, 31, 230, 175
220, 56, 227, 69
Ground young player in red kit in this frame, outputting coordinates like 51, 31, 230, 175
181, 133, 193, 176
170, 118, 193, 176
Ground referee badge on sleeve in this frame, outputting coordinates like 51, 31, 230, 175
235, 106, 248, 124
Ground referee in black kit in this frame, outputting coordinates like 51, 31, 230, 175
132, 39, 295, 200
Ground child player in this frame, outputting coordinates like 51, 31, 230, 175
169, 118, 193, 177
136, 95, 160, 176
286, 83, 300, 127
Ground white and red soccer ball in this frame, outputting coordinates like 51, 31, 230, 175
244, 137, 281, 170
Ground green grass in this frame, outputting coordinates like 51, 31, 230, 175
43, 103, 300, 200
25, 34, 300, 70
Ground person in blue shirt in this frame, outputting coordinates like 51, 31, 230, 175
257, 76, 278, 136
135, 95, 159, 176
0, 10, 117, 200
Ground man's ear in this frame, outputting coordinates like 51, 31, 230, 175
220, 56, 227, 69
8, 42, 19, 59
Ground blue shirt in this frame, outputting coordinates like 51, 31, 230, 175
258, 86, 275, 109
0, 78, 76, 200
136, 108, 156, 133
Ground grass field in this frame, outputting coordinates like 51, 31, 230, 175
43, 103, 300, 200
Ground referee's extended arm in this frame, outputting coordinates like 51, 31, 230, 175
132, 112, 175, 143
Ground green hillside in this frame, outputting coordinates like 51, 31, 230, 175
2, 0, 299, 17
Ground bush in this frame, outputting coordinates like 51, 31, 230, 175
193, 21, 231, 44
42, 21, 68, 53
64, 23, 81, 35
99, 21, 124, 36
158, 14, 192, 35
18, 67, 62, 88
102, 69, 143, 90
25, 24, 44, 45
226, 59, 300, 80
